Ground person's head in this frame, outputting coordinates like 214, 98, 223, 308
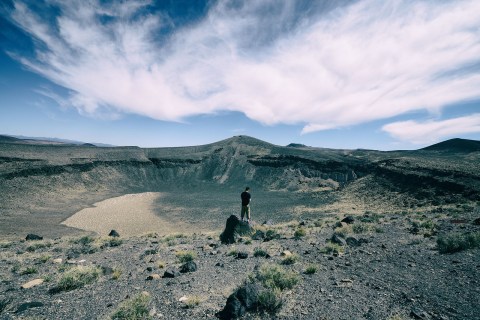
245, 187, 250, 192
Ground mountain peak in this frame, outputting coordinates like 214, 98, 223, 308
422, 138, 480, 153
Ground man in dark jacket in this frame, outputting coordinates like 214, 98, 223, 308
240, 187, 251, 222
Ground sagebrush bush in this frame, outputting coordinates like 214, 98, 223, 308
304, 265, 318, 274
20, 266, 38, 275
437, 232, 480, 253
258, 288, 283, 314
352, 223, 371, 234
182, 296, 202, 309
294, 228, 307, 239
254, 247, 268, 257
256, 264, 300, 291
176, 250, 197, 263
111, 292, 151, 320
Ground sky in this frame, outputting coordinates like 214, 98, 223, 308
1, 0, 479, 150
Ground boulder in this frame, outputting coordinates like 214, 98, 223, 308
216, 282, 260, 319
108, 230, 120, 237
473, 218, 480, 225
180, 261, 197, 273
341, 216, 355, 224
346, 237, 361, 247
331, 234, 346, 246
146, 274, 161, 280
163, 267, 180, 278
25, 234, 43, 241
236, 252, 248, 259
220, 215, 252, 244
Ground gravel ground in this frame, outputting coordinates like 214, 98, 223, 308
1, 210, 479, 320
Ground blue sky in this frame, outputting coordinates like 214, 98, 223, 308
1, 0, 479, 149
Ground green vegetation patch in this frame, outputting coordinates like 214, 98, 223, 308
253, 247, 268, 258
175, 250, 197, 263
257, 287, 283, 314
111, 292, 152, 320
304, 264, 318, 274
437, 232, 480, 253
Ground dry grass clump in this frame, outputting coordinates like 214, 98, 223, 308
175, 250, 196, 263
281, 254, 299, 265
111, 292, 151, 320
25, 240, 52, 252
0, 240, 13, 248
320, 243, 345, 254
50, 265, 101, 293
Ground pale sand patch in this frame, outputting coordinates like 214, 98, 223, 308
61, 192, 183, 237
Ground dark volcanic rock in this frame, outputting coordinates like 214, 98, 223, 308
410, 308, 431, 319
108, 230, 120, 237
341, 216, 355, 224
220, 215, 241, 244
163, 267, 180, 278
236, 252, 248, 259
346, 236, 361, 247
216, 282, 260, 319
473, 218, 480, 225
25, 234, 43, 241
220, 215, 252, 244
180, 261, 197, 273
16, 301, 44, 313
251, 230, 265, 240
331, 233, 346, 246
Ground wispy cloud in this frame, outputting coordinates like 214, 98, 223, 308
382, 114, 480, 144
7, 0, 480, 137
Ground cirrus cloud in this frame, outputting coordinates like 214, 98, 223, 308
5, 0, 480, 136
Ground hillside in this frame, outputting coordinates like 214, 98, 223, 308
0, 135, 479, 238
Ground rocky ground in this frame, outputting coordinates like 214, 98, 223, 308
1, 207, 479, 320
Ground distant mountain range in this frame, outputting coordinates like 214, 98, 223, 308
1, 134, 479, 152
0, 134, 115, 147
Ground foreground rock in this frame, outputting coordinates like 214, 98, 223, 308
219, 215, 252, 244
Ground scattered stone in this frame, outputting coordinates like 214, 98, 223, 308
473, 218, 480, 225
179, 296, 188, 302
262, 220, 274, 226
346, 237, 360, 247
25, 234, 43, 241
215, 262, 224, 268
15, 301, 44, 313
331, 234, 346, 246
381, 244, 387, 249
236, 252, 248, 259
21, 279, 44, 289
281, 250, 293, 257
299, 220, 306, 226
410, 308, 431, 319
251, 230, 265, 240
146, 266, 154, 272
180, 261, 197, 273
53, 258, 63, 264
202, 245, 212, 252
102, 266, 114, 275
341, 216, 355, 224
163, 268, 180, 278
146, 274, 161, 281
108, 230, 120, 237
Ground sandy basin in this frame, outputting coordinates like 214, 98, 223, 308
61, 192, 180, 237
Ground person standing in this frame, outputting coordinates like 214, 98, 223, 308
240, 187, 251, 222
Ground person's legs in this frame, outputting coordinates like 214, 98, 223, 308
241, 205, 246, 221
246, 205, 251, 222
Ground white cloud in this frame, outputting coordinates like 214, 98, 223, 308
8, 0, 480, 136
382, 114, 480, 144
